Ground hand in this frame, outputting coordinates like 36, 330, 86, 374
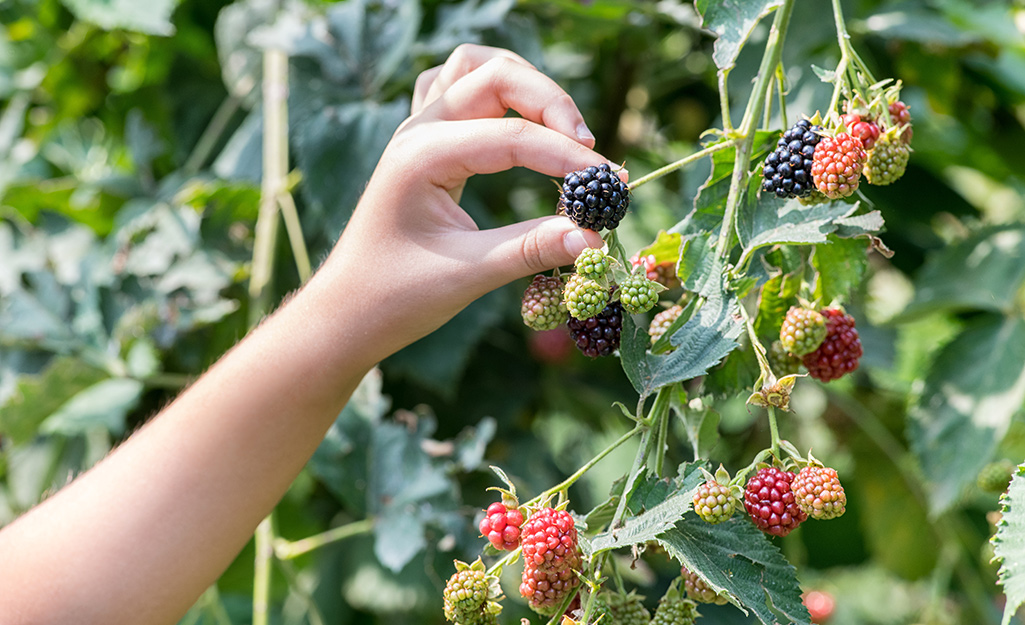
311, 44, 621, 364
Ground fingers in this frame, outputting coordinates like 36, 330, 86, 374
418, 57, 595, 146
461, 217, 604, 288
411, 44, 534, 115
402, 117, 610, 188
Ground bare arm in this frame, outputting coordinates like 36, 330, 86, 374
0, 45, 613, 625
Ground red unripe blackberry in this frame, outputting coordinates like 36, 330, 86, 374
630, 253, 681, 288
803, 590, 836, 624
519, 507, 582, 615
567, 301, 623, 358
811, 132, 866, 199
743, 466, 807, 537
528, 327, 573, 365
681, 565, 728, 605
521, 275, 567, 331
479, 502, 524, 551
841, 113, 880, 150
559, 163, 630, 232
792, 466, 847, 520
692, 481, 738, 524
762, 119, 822, 199
801, 308, 862, 382
649, 305, 683, 345
888, 100, 913, 144
779, 307, 827, 357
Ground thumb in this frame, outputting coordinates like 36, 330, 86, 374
468, 216, 604, 288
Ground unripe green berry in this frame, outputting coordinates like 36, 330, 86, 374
618, 274, 660, 314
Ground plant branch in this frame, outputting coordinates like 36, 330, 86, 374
527, 426, 643, 507
273, 518, 375, 560
182, 91, 245, 176
253, 516, 274, 625
628, 139, 735, 191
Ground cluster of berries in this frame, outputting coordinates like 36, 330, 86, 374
522, 246, 663, 358
442, 558, 503, 625
691, 460, 846, 538
518, 506, 582, 614
558, 163, 630, 232
478, 501, 524, 551
773, 306, 863, 382
762, 100, 912, 201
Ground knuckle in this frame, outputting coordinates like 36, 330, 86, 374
520, 228, 548, 274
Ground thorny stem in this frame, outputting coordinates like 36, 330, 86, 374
714, 0, 796, 264
627, 140, 736, 191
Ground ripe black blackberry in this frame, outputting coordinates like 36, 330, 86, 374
559, 163, 629, 231
761, 119, 822, 199
567, 301, 623, 357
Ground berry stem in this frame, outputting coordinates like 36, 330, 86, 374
776, 64, 789, 130
485, 544, 522, 577
738, 297, 774, 384
718, 68, 734, 135
627, 139, 736, 190
767, 406, 781, 460
714, 0, 796, 264
273, 518, 375, 560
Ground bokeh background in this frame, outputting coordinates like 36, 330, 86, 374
2, 0, 1025, 623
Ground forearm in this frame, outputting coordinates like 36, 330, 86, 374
0, 267, 377, 625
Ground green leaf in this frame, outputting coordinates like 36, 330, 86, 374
737, 196, 857, 263
40, 377, 144, 436
0, 357, 107, 444
909, 314, 1025, 515
994, 463, 1025, 625
831, 210, 885, 238
899, 225, 1025, 318
214, 0, 277, 103
811, 236, 869, 305
61, 0, 181, 35
658, 515, 811, 625
373, 510, 426, 574
676, 233, 721, 298
695, 0, 783, 70
636, 230, 683, 266
683, 133, 776, 237
620, 283, 743, 399
753, 270, 801, 343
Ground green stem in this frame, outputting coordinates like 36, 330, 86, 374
183, 93, 244, 176
274, 558, 327, 625
655, 402, 669, 475
718, 69, 734, 134
277, 191, 312, 282
139, 372, 193, 390
253, 516, 274, 625
767, 406, 781, 460
485, 544, 521, 577
627, 140, 735, 190
776, 65, 789, 129
273, 518, 375, 560
714, 0, 796, 263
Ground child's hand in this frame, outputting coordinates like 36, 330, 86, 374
313, 44, 621, 363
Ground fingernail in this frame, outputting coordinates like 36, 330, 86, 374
576, 122, 595, 143
564, 228, 591, 257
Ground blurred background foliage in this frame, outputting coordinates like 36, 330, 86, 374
1, 0, 1025, 623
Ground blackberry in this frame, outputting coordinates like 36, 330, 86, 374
574, 248, 611, 280
863, 130, 910, 186
978, 460, 1015, 494
564, 274, 610, 321
444, 559, 502, 625
743, 466, 807, 537
779, 307, 827, 357
651, 589, 699, 625
521, 275, 567, 331
692, 480, 738, 525
769, 340, 801, 376
761, 119, 822, 199
801, 308, 862, 382
606, 591, 652, 625
618, 274, 659, 315
649, 305, 684, 345
889, 100, 913, 144
568, 301, 623, 358
681, 565, 728, 605
519, 507, 581, 615
792, 465, 847, 520
811, 132, 866, 199
479, 501, 525, 551
559, 163, 630, 231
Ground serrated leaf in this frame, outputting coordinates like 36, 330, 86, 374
737, 196, 857, 262
374, 510, 426, 573
994, 464, 1025, 625
909, 315, 1025, 515
899, 225, 1025, 319
695, 0, 783, 70
811, 236, 869, 305
620, 284, 743, 399
40, 377, 143, 436
636, 230, 683, 266
658, 515, 811, 625
676, 233, 721, 298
